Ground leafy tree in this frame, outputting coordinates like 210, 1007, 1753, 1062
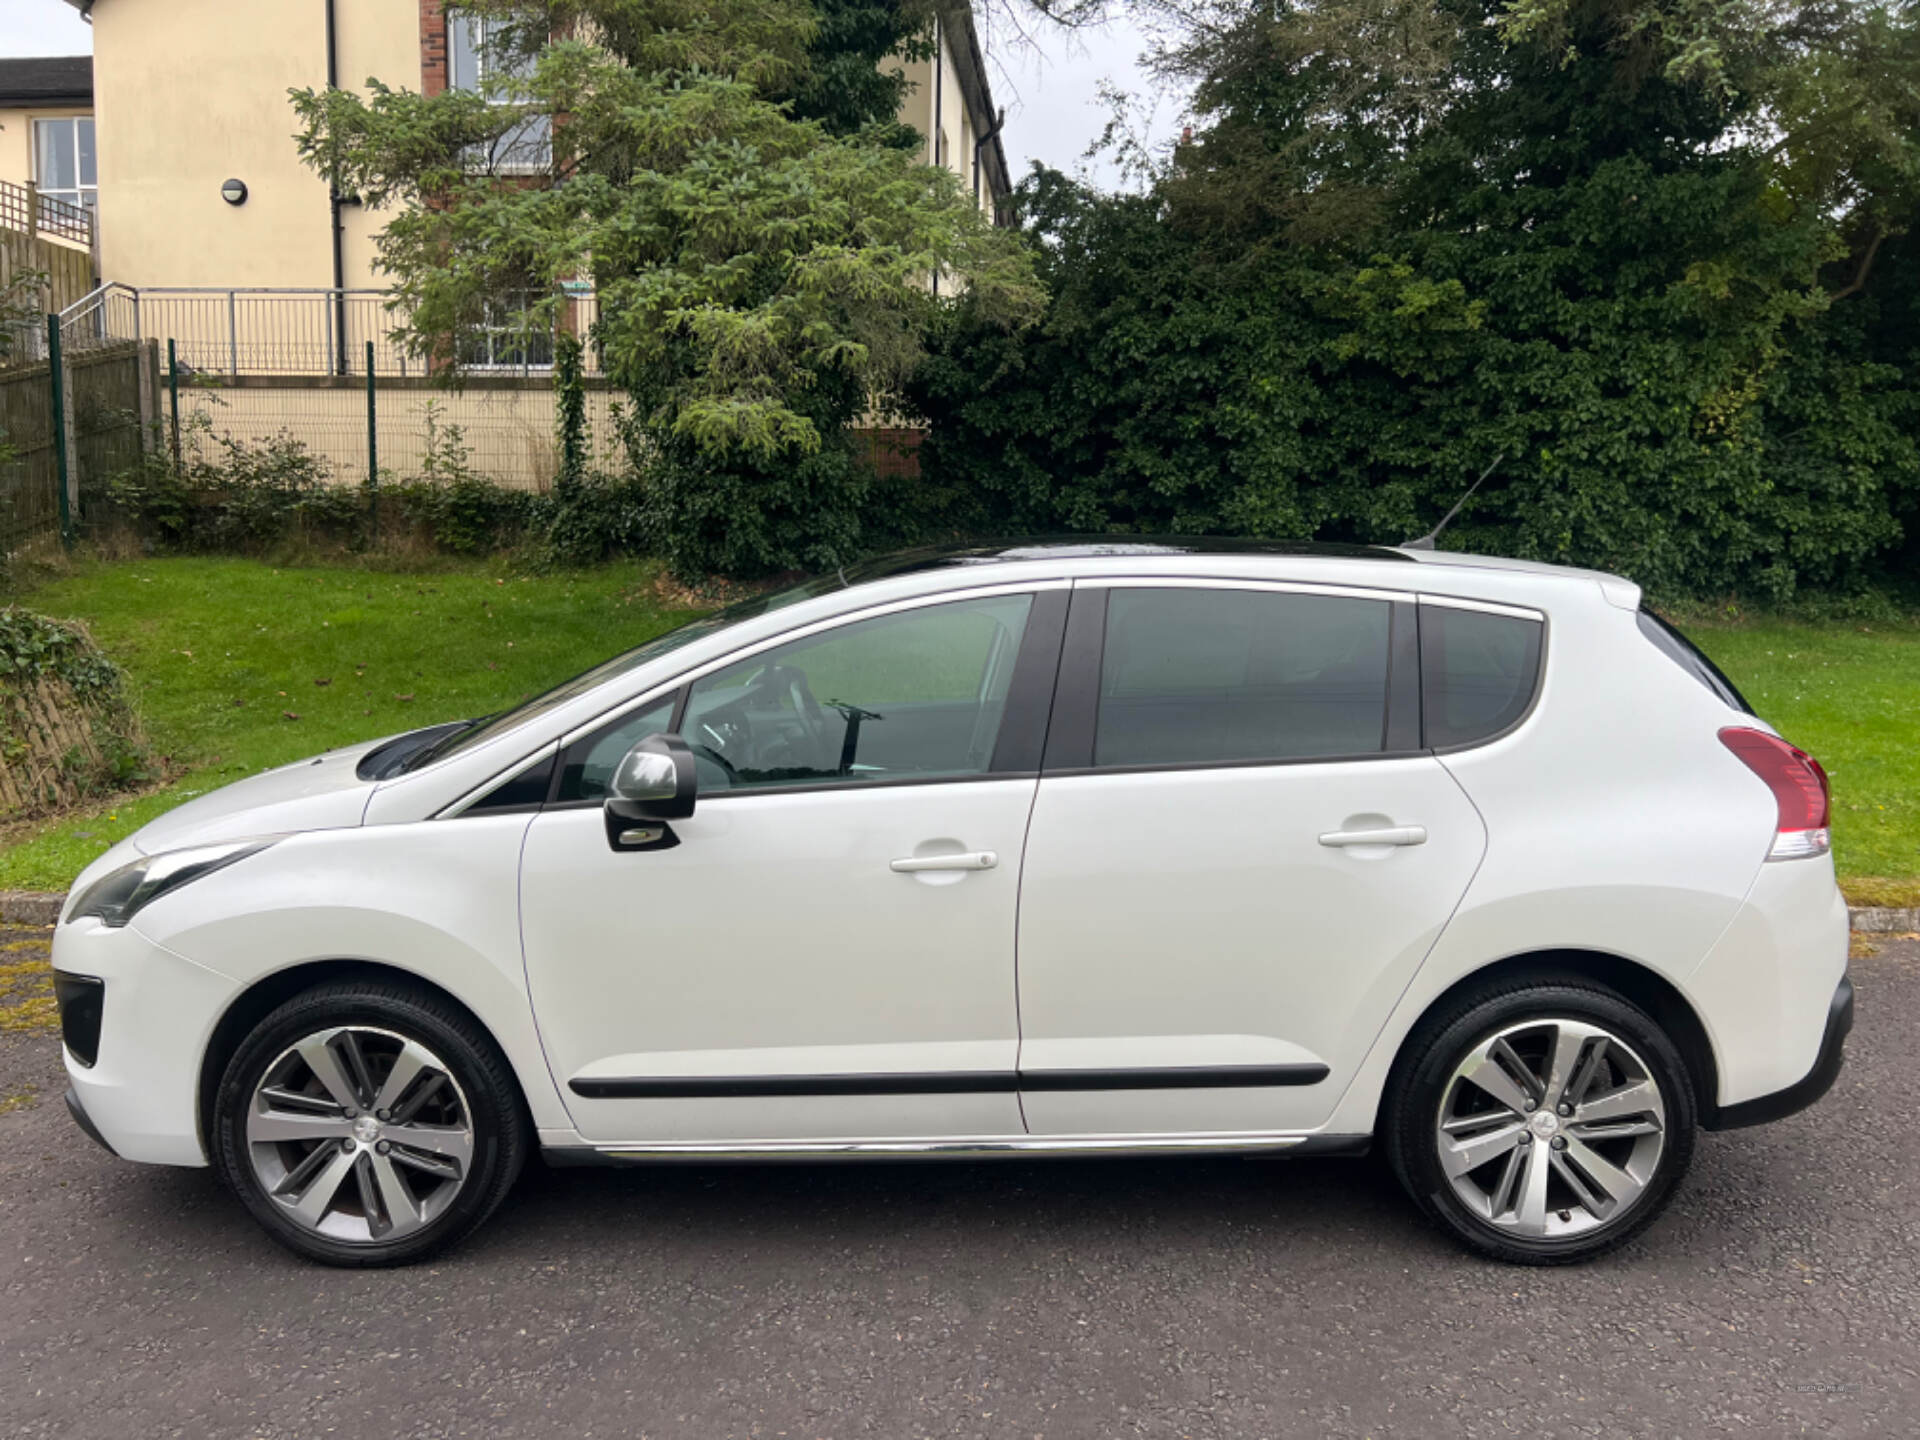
913, 0, 1920, 599
294, 0, 1040, 577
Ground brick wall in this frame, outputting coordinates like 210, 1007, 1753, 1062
420, 0, 449, 95
858, 427, 924, 480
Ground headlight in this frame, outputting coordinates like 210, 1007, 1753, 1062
66, 839, 277, 928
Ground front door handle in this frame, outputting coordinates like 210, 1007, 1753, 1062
1318, 825, 1427, 848
890, 850, 998, 873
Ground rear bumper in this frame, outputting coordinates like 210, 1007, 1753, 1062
1704, 975, 1852, 1131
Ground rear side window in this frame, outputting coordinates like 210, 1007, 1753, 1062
1420, 603, 1544, 748
1094, 588, 1392, 767
1637, 610, 1752, 713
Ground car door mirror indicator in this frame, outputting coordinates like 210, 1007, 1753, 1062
604, 732, 696, 851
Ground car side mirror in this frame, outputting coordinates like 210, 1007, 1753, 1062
606, 733, 698, 844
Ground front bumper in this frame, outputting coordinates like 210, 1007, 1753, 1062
1704, 975, 1853, 1131
63, 1087, 117, 1155
52, 919, 235, 1167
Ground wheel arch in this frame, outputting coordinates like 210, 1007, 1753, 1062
195, 958, 533, 1159
1376, 949, 1720, 1132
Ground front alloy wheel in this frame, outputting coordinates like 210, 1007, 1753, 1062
246, 1026, 475, 1244
214, 982, 526, 1266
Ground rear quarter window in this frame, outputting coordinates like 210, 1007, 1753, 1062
1636, 610, 1753, 713
1420, 603, 1544, 749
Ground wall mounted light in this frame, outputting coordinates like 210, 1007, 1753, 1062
221, 178, 249, 206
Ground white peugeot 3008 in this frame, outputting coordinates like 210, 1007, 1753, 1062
52, 541, 1852, 1266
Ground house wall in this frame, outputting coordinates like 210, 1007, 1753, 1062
889, 25, 993, 217
89, 0, 418, 292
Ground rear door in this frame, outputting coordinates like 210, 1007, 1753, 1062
1013, 581, 1497, 1137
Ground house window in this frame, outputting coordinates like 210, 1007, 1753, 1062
448, 12, 553, 172
34, 117, 97, 215
457, 294, 556, 371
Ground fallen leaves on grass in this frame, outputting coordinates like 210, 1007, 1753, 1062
283, 711, 300, 721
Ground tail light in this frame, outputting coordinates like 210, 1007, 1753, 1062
1719, 727, 1831, 861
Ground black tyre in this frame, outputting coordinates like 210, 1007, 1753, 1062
1383, 976, 1696, 1265
211, 981, 528, 1267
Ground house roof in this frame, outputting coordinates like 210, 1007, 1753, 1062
946, 9, 1013, 210
0, 57, 93, 110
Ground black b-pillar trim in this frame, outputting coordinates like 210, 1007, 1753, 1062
987, 588, 1071, 774
1384, 598, 1422, 753
1040, 585, 1108, 772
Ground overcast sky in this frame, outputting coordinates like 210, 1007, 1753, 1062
0, 0, 1182, 188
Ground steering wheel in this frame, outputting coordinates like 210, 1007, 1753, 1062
744, 664, 831, 758
688, 740, 741, 783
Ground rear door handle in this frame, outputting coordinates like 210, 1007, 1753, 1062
1318, 826, 1427, 848
890, 851, 998, 873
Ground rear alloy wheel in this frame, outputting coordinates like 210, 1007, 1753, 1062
1386, 981, 1696, 1264
214, 984, 525, 1266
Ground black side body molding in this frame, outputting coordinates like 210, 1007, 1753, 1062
569, 1064, 1331, 1100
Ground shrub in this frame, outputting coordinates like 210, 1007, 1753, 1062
0, 607, 156, 817
107, 413, 361, 553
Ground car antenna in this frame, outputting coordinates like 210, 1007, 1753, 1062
1402, 452, 1503, 550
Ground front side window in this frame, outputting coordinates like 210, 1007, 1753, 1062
34, 117, 96, 215
1419, 602, 1544, 748
448, 13, 553, 173
683, 595, 1034, 792
1094, 588, 1393, 768
556, 695, 677, 803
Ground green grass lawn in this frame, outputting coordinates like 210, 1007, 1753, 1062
1, 558, 1914, 902
1687, 617, 1919, 900
0, 556, 700, 889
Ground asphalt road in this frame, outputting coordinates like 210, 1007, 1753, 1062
2, 930, 1915, 1440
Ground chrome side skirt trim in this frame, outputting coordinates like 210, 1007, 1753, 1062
542, 1131, 1366, 1165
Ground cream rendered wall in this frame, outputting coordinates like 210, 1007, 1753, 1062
89, 1, 997, 295
0, 108, 34, 190
335, 0, 422, 296
890, 28, 992, 217
91, 0, 417, 292
176, 382, 630, 491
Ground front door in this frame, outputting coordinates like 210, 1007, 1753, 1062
1014, 581, 1491, 1137
520, 587, 1065, 1145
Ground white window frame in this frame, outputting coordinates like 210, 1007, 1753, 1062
456, 292, 557, 374
33, 115, 97, 215
448, 11, 553, 175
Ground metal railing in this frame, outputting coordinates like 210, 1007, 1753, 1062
58, 283, 137, 356
0, 179, 93, 250
77, 285, 608, 380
